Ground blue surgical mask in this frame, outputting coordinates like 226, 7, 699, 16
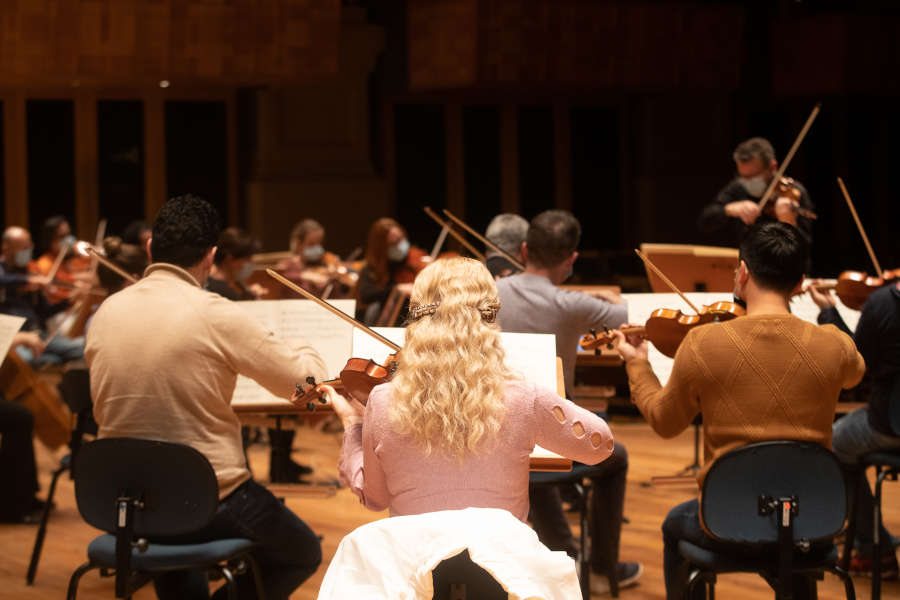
237, 262, 255, 283
303, 244, 325, 264
60, 234, 76, 249
13, 247, 32, 267
387, 239, 410, 263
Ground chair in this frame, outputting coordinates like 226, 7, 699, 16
431, 549, 507, 600
66, 438, 264, 599
841, 378, 900, 600
530, 468, 619, 598
679, 441, 855, 600
27, 366, 96, 585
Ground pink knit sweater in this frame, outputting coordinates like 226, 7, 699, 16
339, 379, 615, 522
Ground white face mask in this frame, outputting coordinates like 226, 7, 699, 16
236, 262, 255, 283
387, 239, 410, 263
738, 175, 768, 197
303, 244, 325, 264
13, 247, 32, 268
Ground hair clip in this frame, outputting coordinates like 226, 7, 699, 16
479, 302, 500, 323
408, 302, 439, 321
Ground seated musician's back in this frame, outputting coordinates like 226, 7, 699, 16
614, 221, 865, 600
86, 195, 327, 600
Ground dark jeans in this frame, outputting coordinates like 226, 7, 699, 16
153, 479, 322, 600
529, 441, 628, 573
662, 499, 822, 600
0, 399, 38, 520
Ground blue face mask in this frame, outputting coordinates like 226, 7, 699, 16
303, 244, 325, 264
387, 239, 410, 263
13, 247, 32, 268
59, 234, 76, 249
236, 262, 255, 283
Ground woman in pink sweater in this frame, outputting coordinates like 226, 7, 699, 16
324, 257, 615, 522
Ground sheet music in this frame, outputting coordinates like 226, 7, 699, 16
232, 300, 355, 405
0, 314, 26, 358
621, 292, 861, 386
351, 328, 559, 392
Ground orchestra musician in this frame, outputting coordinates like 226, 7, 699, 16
206, 227, 262, 301
494, 209, 640, 595
85, 195, 328, 600
96, 237, 147, 295
484, 213, 528, 279
357, 217, 428, 324
0, 226, 84, 367
612, 222, 865, 600
698, 137, 814, 246
0, 331, 49, 523
809, 279, 900, 577
318, 256, 615, 539
30, 215, 92, 304
121, 219, 152, 255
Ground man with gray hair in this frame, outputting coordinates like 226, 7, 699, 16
484, 213, 528, 279
698, 136, 814, 247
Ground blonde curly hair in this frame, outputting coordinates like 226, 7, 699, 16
390, 257, 511, 458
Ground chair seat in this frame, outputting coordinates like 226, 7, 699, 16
87, 534, 255, 573
678, 540, 838, 574
861, 450, 900, 469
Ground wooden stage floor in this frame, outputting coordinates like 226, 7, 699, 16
2, 419, 898, 599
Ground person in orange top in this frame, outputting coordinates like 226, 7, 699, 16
30, 216, 92, 304
357, 218, 429, 324
613, 222, 865, 600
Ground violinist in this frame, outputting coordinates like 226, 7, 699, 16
357, 218, 428, 324
698, 137, 814, 247
612, 222, 864, 600
121, 219, 152, 259
31, 215, 92, 304
0, 227, 84, 367
484, 213, 527, 279
809, 280, 900, 577
207, 227, 261, 301
495, 210, 639, 595
96, 237, 147, 295
86, 195, 328, 599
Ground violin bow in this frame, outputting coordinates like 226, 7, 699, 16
86, 247, 138, 284
634, 249, 702, 315
266, 269, 401, 352
757, 102, 821, 212
442, 209, 526, 271
429, 224, 451, 261
422, 207, 485, 261
44, 238, 73, 285
836, 177, 884, 278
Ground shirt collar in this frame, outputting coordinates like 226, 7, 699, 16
143, 263, 202, 288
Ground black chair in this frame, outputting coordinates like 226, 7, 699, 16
530, 468, 619, 598
431, 549, 508, 600
27, 366, 96, 585
66, 438, 264, 599
679, 441, 855, 600
841, 378, 900, 600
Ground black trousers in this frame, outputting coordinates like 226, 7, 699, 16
0, 399, 38, 520
529, 441, 628, 573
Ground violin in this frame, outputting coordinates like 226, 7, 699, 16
761, 177, 817, 221
296, 353, 401, 410
808, 270, 900, 311
580, 301, 745, 358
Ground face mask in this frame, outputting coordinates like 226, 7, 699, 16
303, 244, 325, 264
236, 262, 255, 283
738, 175, 767, 197
387, 239, 410, 263
59, 234, 76, 249
13, 247, 32, 268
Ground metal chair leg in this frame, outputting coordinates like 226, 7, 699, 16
220, 565, 237, 600
66, 562, 96, 600
27, 460, 69, 584
841, 467, 864, 573
871, 467, 890, 600
576, 481, 590, 599
245, 553, 267, 600
831, 566, 857, 600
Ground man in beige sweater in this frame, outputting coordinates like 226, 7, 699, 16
613, 222, 865, 600
86, 195, 328, 600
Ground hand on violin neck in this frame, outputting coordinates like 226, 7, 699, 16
611, 325, 648, 362
806, 278, 836, 309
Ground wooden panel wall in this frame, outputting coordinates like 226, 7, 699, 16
408, 1, 745, 91
0, 0, 340, 85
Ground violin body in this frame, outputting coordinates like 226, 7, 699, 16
762, 177, 817, 221
832, 270, 900, 310
339, 353, 399, 404
0, 350, 71, 449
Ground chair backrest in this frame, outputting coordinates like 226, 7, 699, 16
74, 437, 219, 538
700, 441, 846, 544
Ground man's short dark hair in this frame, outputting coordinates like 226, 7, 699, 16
526, 210, 581, 269
739, 222, 807, 294
733, 137, 775, 165
151, 195, 220, 268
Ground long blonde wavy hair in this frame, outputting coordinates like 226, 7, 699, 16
390, 257, 511, 458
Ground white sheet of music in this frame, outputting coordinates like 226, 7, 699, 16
0, 314, 26, 358
351, 328, 559, 392
231, 299, 355, 405
621, 292, 861, 386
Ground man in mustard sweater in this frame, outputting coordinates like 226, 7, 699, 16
613, 222, 865, 600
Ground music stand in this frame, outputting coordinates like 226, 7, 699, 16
638, 243, 739, 293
